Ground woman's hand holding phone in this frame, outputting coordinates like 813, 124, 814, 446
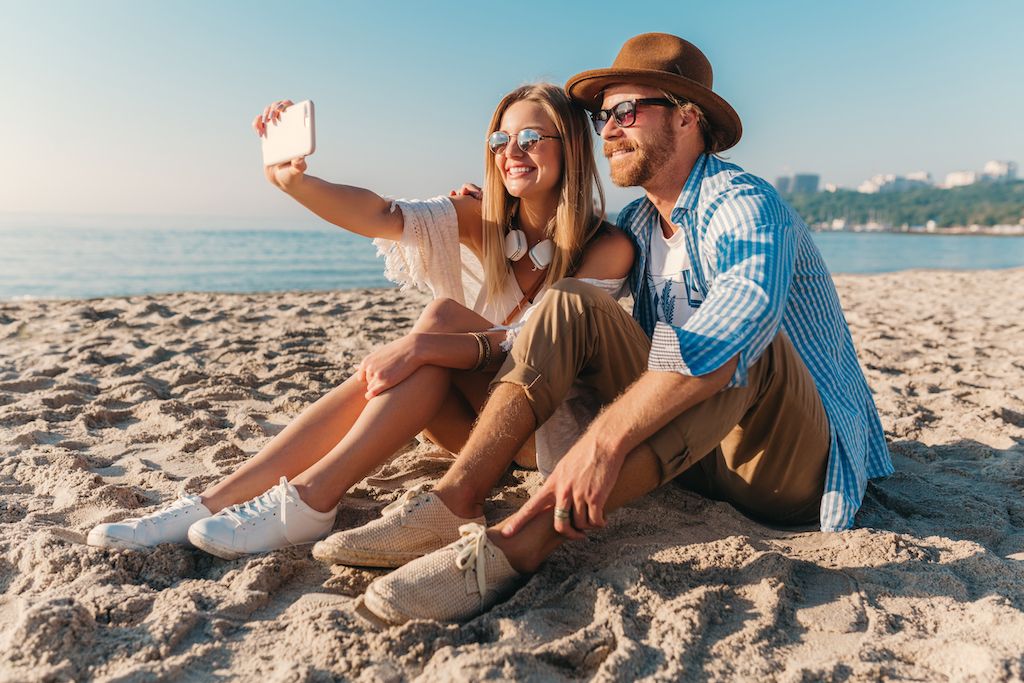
253, 99, 308, 193
250, 98, 401, 241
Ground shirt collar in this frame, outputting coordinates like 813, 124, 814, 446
669, 153, 708, 225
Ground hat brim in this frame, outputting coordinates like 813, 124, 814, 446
566, 68, 742, 152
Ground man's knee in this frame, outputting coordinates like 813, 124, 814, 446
548, 277, 607, 303
527, 278, 616, 327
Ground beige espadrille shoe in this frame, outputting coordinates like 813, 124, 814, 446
312, 484, 484, 568
360, 522, 521, 624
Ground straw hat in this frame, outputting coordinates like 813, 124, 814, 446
565, 33, 742, 152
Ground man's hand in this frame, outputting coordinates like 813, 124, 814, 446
501, 431, 625, 540
500, 361, 739, 541
449, 183, 483, 199
356, 333, 425, 399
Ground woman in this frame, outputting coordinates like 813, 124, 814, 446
87, 84, 633, 559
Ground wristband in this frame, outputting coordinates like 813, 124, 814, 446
471, 332, 491, 372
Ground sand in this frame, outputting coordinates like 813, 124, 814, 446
2, 268, 1024, 682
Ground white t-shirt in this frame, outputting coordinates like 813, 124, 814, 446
647, 225, 703, 326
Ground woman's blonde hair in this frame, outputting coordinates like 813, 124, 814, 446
480, 83, 606, 305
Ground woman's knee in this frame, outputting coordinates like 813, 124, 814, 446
414, 297, 463, 332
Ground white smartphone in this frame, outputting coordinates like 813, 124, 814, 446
261, 100, 316, 167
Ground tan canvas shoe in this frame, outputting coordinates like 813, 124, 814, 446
312, 484, 484, 568
360, 522, 521, 624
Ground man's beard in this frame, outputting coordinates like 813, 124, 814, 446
604, 121, 675, 187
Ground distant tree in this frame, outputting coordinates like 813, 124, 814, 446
784, 180, 1024, 228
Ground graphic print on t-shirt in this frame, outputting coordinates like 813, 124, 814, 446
647, 224, 703, 327
650, 269, 704, 326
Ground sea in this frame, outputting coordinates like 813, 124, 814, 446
2, 224, 1023, 301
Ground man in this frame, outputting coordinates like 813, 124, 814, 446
336, 33, 892, 625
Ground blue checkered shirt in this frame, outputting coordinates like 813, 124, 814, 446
619, 154, 892, 531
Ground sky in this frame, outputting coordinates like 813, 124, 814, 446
2, 0, 1022, 226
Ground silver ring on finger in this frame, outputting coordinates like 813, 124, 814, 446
553, 507, 571, 521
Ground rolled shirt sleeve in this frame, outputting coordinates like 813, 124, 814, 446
647, 186, 796, 388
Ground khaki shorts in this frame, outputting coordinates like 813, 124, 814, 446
494, 279, 830, 525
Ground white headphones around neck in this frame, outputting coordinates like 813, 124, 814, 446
505, 229, 554, 270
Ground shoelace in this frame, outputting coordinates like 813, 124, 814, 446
381, 483, 429, 516
134, 495, 197, 525
222, 477, 296, 527
453, 523, 490, 600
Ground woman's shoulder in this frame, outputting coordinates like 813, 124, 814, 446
577, 219, 636, 279
593, 219, 636, 253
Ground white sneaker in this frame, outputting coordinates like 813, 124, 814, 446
87, 495, 212, 550
187, 477, 336, 560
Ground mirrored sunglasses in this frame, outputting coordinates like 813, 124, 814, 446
487, 128, 561, 154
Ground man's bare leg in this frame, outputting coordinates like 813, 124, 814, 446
432, 383, 537, 519
486, 443, 663, 573
422, 369, 536, 469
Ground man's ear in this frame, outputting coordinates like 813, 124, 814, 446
678, 107, 696, 129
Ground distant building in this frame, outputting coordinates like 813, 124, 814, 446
945, 171, 978, 188
983, 160, 1018, 181
774, 176, 792, 193
823, 183, 839, 193
791, 174, 820, 193
857, 173, 930, 194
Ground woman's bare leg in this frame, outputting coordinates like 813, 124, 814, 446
290, 363, 458, 511
198, 298, 532, 515
289, 299, 511, 512
420, 385, 477, 456
199, 374, 370, 512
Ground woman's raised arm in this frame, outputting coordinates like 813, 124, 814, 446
254, 100, 403, 241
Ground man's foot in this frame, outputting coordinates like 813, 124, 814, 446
360, 523, 521, 624
87, 495, 212, 550
312, 484, 484, 568
187, 477, 336, 560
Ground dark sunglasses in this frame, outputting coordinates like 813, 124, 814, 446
487, 128, 561, 154
591, 98, 677, 134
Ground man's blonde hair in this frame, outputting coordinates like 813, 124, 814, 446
480, 83, 606, 306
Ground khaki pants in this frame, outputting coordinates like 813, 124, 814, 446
494, 279, 830, 525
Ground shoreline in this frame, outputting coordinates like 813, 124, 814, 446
2, 270, 1024, 679
811, 227, 1024, 236
3, 264, 1023, 305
